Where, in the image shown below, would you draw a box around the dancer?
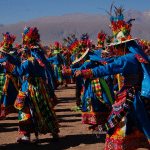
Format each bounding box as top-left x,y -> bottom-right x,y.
2,27 -> 60,143
62,46 -> 115,131
47,41 -> 66,87
74,5 -> 150,149
0,32 -> 20,119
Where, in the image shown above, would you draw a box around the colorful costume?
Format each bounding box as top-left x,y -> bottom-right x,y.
47,42 -> 65,87
11,52 -> 59,135
81,45 -> 150,149
0,32 -> 20,119
3,27 -> 59,143
63,50 -> 115,129
74,4 -> 150,149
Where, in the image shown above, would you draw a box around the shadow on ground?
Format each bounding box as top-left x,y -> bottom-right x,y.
56,85 -> 76,90
0,134 -> 106,150
57,97 -> 76,103
0,122 -> 18,133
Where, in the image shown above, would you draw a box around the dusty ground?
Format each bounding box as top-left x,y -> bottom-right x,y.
0,84 -> 149,150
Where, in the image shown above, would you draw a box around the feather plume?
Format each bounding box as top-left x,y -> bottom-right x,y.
68,33 -> 76,39
98,1 -> 114,16
63,38 -> 69,43
67,37 -> 72,42
114,5 -> 124,16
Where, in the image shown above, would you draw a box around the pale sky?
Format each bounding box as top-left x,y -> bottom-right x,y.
0,0 -> 150,25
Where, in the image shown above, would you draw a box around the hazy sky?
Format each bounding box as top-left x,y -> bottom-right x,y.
0,0 -> 150,25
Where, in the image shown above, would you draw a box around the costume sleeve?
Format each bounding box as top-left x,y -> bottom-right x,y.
6,54 -> 21,66
104,56 -> 117,63
71,61 -> 95,74
62,60 -> 97,76
10,60 -> 34,76
81,54 -> 138,78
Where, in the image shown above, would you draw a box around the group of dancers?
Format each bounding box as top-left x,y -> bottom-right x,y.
1,3 -> 150,150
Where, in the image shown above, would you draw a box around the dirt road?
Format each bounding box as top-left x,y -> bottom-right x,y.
0,84 -> 148,150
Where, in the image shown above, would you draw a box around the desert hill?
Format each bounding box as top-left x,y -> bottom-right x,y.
0,9 -> 150,46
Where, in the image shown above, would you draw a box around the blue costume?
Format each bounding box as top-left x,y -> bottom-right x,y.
47,53 -> 65,86
63,50 -> 115,128
80,41 -> 150,149
4,47 -> 60,138
0,51 -> 21,119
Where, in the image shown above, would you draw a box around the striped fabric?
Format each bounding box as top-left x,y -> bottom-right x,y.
91,78 -> 104,104
28,77 -> 59,134
99,88 -> 135,132
124,74 -> 142,89
3,74 -> 18,95
91,78 -> 114,107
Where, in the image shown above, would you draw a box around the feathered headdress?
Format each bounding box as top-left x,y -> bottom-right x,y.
78,33 -> 92,53
97,30 -> 107,47
100,2 -> 136,46
0,32 -> 16,54
110,5 -> 134,42
22,26 -> 40,46
106,35 -> 114,45
53,41 -> 62,55
138,39 -> 150,52
54,41 -> 60,50
63,34 -> 77,47
63,34 -> 79,54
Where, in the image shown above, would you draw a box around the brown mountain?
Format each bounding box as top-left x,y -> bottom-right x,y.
0,9 -> 150,46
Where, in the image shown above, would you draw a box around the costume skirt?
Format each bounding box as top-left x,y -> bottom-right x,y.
103,88 -> 150,150
17,77 -> 59,135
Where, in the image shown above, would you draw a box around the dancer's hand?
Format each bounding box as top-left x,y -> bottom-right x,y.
61,69 -> 64,73
1,61 -> 6,66
74,70 -> 82,77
